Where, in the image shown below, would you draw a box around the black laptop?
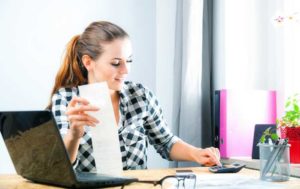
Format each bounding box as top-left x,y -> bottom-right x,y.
0,110 -> 138,188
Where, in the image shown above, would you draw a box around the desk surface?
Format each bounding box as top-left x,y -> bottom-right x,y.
0,167 -> 299,189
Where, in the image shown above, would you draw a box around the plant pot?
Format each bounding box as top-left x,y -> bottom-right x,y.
280,127 -> 300,163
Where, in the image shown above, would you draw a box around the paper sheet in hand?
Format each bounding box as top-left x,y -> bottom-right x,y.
79,82 -> 123,175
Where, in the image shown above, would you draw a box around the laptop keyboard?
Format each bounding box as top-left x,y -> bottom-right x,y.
76,172 -> 131,182
74,171 -> 138,188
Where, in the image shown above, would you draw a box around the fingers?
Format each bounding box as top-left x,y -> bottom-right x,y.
66,96 -> 100,127
200,157 -> 216,166
207,147 -> 222,166
67,97 -> 99,114
67,114 -> 99,127
65,96 -> 100,140
70,120 -> 97,128
201,147 -> 222,166
66,104 -> 99,115
68,96 -> 90,107
208,147 -> 222,166
66,96 -> 99,120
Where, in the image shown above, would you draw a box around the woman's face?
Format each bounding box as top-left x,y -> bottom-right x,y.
87,38 -> 132,91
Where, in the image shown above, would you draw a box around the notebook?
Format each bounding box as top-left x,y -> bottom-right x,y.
0,110 -> 138,188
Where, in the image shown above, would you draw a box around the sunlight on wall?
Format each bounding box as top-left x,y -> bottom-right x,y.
274,0 -> 300,114
214,0 -> 300,117
281,4 -> 300,96
224,0 -> 258,89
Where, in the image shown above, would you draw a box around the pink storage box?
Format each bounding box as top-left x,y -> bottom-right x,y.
218,89 -> 277,158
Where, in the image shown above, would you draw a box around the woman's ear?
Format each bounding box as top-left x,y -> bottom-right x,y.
81,55 -> 94,71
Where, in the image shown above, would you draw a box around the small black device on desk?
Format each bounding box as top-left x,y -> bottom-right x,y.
209,163 -> 245,173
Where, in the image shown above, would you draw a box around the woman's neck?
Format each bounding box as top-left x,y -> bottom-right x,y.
110,90 -> 120,125
110,90 -> 119,102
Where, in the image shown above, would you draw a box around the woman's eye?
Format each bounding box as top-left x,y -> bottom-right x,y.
111,60 -> 121,67
111,58 -> 132,67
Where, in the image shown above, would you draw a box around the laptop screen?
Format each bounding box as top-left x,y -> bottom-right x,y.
0,110 -> 76,186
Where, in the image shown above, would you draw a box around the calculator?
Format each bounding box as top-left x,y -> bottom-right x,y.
208,163 -> 245,173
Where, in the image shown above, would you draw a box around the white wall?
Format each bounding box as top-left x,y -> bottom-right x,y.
153,0 -> 177,168
0,0 -> 177,173
0,0 -> 156,111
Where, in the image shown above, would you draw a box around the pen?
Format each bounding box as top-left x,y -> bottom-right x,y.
270,139 -> 288,177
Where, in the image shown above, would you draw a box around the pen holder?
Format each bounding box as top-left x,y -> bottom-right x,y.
258,143 -> 290,182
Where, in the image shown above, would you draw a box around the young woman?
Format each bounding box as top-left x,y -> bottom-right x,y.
48,21 -> 221,172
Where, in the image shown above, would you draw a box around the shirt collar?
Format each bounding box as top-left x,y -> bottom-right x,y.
118,82 -> 130,111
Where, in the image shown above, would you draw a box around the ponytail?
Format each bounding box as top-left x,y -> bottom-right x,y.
46,35 -> 87,109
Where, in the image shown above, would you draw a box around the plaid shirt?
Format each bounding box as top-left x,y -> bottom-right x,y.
52,81 -> 179,172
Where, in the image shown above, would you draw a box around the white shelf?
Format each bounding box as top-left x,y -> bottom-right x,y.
222,158 -> 300,178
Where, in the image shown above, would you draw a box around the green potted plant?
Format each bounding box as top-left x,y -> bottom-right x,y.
277,94 -> 300,128
259,127 -> 279,144
277,93 -> 300,163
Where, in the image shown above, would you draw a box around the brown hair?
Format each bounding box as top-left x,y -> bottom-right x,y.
47,21 -> 129,109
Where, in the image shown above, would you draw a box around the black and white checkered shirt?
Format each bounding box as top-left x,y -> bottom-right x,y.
52,81 -> 179,172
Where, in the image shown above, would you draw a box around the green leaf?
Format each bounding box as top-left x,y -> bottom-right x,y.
294,104 -> 299,112
259,127 -> 279,144
264,127 -> 271,134
271,133 -> 279,141
260,136 -> 265,143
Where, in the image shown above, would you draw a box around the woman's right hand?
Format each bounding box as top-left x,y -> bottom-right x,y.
65,96 -> 99,140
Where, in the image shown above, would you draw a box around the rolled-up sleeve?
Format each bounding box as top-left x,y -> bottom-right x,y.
51,89 -> 73,138
143,88 -> 180,160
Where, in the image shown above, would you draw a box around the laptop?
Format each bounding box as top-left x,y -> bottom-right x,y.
0,110 -> 138,188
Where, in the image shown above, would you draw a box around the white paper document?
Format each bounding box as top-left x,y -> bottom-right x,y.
79,82 -> 123,175
196,174 -> 284,189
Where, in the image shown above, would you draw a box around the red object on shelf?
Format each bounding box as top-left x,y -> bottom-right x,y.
280,127 -> 300,163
